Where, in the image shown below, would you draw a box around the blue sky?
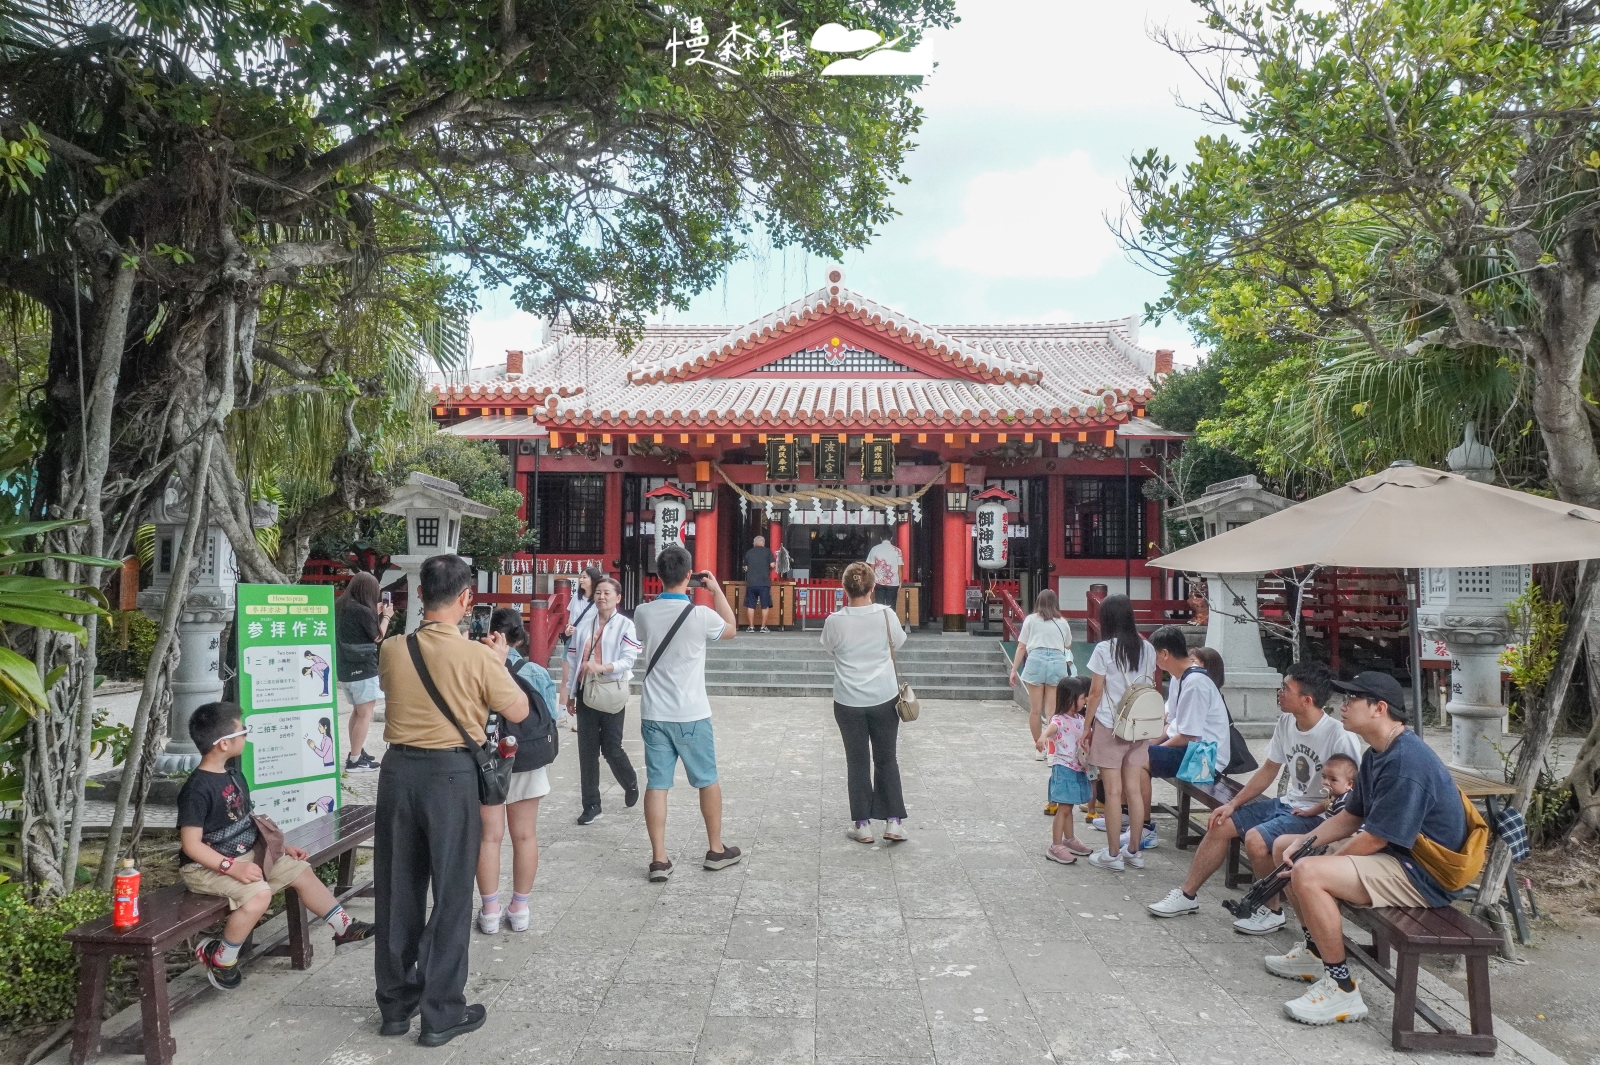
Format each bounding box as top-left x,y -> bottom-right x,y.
469,0 -> 1217,366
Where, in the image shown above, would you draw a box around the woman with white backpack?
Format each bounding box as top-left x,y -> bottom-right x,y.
1083,594 -> 1160,872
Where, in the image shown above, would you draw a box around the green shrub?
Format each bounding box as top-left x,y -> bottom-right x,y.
0,889 -> 128,1030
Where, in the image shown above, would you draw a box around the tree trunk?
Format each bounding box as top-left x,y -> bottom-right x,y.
1476,559 -> 1599,925
1563,611 -> 1600,838
95,427 -> 216,887
61,259 -> 134,888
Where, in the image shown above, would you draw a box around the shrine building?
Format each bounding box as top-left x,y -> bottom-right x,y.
431,269 -> 1186,631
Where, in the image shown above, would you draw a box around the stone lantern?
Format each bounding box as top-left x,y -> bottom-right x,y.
1164,476 -> 1296,730
1418,565 -> 1529,770
140,478 -> 278,773
380,472 -> 500,632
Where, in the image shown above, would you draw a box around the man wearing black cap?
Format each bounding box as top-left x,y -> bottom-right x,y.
1265,671 -> 1468,1027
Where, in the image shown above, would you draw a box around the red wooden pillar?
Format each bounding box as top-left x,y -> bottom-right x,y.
1047,473 -> 1066,599
768,519 -> 781,561
694,482 -> 718,607
896,516 -> 911,583
603,472 -> 623,577
940,465 -> 967,633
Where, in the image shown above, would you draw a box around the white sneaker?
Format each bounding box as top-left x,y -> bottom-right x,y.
1283,976 -> 1369,1025
1233,906 -> 1286,936
1091,816 -> 1107,832
1122,850 -> 1145,870
1087,847 -> 1124,871
1265,943 -> 1326,981
1147,888 -> 1201,918
1119,826 -> 1160,850
477,909 -> 501,935
848,823 -> 875,844
506,908 -> 530,933
882,821 -> 907,842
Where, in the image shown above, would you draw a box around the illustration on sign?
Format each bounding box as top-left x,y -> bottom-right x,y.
236,585 -> 340,831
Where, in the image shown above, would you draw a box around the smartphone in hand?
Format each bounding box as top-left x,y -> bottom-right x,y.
469,603 -> 493,640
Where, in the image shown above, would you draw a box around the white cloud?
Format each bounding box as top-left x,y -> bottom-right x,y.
933,153 -> 1124,279
469,309 -> 547,368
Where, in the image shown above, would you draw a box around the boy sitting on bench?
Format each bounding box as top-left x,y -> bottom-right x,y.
177,701 -> 373,990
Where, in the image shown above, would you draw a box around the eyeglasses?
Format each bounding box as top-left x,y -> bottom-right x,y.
218,728 -> 248,742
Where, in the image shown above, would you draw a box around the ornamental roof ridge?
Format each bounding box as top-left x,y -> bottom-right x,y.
625,277 -> 1046,385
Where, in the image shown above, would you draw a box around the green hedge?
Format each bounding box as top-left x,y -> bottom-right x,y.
0,889 -> 127,1031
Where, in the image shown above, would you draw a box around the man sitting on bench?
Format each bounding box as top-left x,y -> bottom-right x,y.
1147,659 -> 1360,928
1268,671 -> 1470,1026
179,701 -> 374,990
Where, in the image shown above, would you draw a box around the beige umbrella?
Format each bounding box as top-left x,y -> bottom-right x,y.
1151,462 -> 1600,572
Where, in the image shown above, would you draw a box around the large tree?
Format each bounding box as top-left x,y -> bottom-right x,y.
0,0 -> 953,892
1129,0 -> 1600,507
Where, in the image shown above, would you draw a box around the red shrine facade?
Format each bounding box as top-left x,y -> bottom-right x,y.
431,269 -> 1185,631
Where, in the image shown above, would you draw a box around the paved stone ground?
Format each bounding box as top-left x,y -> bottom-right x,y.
58,694 -> 1562,1065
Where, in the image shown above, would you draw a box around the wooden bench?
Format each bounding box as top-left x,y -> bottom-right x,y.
1340,903 -> 1499,1055
1170,775 -> 1250,888
66,804 -> 376,1065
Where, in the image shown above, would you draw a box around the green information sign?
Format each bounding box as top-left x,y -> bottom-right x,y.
235,584 -> 341,830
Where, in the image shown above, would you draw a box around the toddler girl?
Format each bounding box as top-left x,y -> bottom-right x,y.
1037,676 -> 1094,864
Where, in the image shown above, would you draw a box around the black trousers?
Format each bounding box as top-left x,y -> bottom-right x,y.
873,584 -> 899,608
374,746 -> 480,1034
576,694 -> 637,812
834,699 -> 907,822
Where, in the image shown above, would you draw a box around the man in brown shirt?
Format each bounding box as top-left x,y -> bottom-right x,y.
374,554 -> 526,1047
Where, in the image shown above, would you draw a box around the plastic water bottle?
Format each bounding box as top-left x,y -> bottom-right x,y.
112,858 -> 141,929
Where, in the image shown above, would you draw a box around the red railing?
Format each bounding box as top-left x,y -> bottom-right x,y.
642,576 -> 662,602
1083,587 -> 1195,642
300,559 -> 352,587
527,585 -> 569,666
794,579 -> 846,622
996,587 -> 1026,642
966,579 -> 1020,620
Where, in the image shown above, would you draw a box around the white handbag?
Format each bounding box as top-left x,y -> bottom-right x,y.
580,616 -> 629,714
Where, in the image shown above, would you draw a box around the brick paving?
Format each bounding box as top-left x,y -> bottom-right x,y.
55,694 -> 1557,1065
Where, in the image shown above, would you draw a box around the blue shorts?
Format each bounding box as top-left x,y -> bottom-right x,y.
642,718 -> 719,790
1049,765 -> 1092,805
1147,742 -> 1186,779
1020,648 -> 1069,687
745,586 -> 772,609
1230,797 -> 1324,852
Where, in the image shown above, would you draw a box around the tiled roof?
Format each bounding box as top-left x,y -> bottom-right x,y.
430,277 -> 1164,431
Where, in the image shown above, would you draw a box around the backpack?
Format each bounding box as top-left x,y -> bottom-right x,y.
1109,642 -> 1165,741
501,662 -> 560,771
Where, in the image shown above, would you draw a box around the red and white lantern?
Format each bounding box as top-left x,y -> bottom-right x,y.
972,486 -> 1016,571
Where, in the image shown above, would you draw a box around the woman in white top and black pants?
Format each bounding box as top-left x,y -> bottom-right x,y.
565,576 -> 641,824
821,561 -> 909,844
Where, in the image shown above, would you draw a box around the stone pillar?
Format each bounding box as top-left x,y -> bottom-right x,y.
140,581 -> 233,774
1202,571 -> 1282,729
1417,564 -> 1528,771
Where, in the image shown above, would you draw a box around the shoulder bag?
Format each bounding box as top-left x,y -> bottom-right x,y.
406,632 -> 513,806
884,610 -> 919,722
580,615 -> 630,713
503,661 -> 560,770
1409,789 -> 1489,892
1111,643 -> 1165,741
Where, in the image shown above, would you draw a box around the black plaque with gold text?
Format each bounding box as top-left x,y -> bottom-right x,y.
766,438 -> 800,482
861,439 -> 895,481
813,435 -> 844,481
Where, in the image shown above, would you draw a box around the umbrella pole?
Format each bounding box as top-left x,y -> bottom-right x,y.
1408,568 -> 1424,733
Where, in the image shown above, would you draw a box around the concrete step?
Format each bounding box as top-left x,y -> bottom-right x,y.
695,682 -> 1015,700
705,651 -> 1002,669
703,669 -> 1009,686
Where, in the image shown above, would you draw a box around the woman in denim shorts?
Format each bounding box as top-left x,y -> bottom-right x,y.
1010,590 -> 1077,754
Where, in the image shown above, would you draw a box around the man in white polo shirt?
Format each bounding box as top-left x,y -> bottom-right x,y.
633,543 -> 742,882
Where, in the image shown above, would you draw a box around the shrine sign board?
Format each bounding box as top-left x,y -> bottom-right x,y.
235,584 -> 341,829
766,438 -> 800,481
814,435 -> 844,481
861,439 -> 895,481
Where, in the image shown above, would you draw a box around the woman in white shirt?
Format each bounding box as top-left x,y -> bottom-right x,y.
821,561 -> 909,844
1083,594 -> 1157,873
1008,589 -> 1077,758
564,576 -> 642,824
557,568 -> 602,728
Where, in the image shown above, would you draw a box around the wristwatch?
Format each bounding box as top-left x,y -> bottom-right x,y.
218,857 -> 233,873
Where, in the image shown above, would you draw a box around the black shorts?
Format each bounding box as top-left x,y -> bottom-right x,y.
744,586 -> 773,608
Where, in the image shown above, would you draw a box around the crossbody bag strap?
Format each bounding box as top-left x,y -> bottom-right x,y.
586,614 -> 612,667
646,602 -> 698,676
405,632 -> 477,749
573,599 -> 595,629
883,609 -> 902,686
